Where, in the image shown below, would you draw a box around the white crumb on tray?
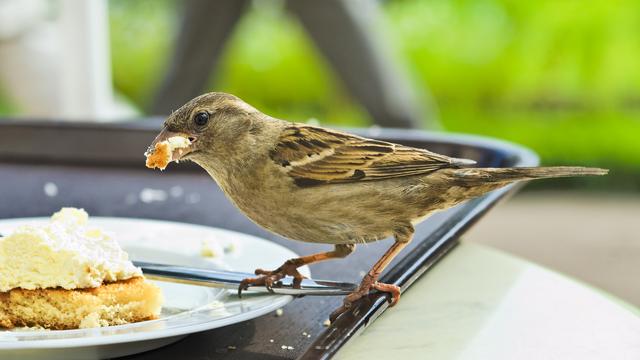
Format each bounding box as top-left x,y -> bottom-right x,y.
186,193 -> 201,204
275,308 -> 284,317
169,186 -> 184,198
139,188 -> 168,203
43,182 -> 58,197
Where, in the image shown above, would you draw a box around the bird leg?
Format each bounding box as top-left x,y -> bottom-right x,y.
238,244 -> 355,296
330,226 -> 413,322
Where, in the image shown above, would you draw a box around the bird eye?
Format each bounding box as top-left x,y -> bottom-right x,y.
193,112 -> 209,126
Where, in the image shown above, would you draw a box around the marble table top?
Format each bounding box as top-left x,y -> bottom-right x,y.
337,243 -> 640,360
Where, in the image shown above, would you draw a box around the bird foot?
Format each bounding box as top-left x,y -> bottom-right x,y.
329,273 -> 400,323
238,259 -> 306,297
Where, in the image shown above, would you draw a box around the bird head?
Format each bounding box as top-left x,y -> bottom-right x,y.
148,92 -> 262,166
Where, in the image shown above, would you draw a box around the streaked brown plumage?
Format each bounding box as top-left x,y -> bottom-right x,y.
147,92 -> 608,321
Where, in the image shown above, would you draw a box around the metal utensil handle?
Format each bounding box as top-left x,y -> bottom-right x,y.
134,261 -> 357,296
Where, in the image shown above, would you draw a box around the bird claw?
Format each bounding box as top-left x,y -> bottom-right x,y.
237,260 -> 306,298
329,273 -> 401,323
372,282 -> 401,306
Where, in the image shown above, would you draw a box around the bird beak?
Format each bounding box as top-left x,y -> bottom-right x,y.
147,128 -> 197,162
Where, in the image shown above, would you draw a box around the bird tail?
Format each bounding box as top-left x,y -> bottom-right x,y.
455,166 -> 609,184
442,166 -> 608,200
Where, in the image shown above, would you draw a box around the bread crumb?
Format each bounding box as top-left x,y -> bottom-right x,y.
145,136 -> 191,170
275,308 -> 284,317
323,319 -> 330,327
145,142 -> 171,170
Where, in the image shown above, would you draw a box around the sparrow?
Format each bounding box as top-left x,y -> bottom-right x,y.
146,92 -> 608,321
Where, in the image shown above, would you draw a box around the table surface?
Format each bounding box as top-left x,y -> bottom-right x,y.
337,243 -> 640,360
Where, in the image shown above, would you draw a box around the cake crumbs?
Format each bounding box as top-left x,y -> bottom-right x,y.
201,239 -> 221,258
227,345 -> 236,350
224,243 -> 236,253
269,339 -> 274,343
275,308 -> 284,317
323,319 -> 331,327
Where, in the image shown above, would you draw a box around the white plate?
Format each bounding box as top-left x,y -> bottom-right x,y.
0,217 -> 308,360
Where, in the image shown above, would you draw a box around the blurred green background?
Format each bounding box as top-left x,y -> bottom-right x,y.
3,0 -> 639,190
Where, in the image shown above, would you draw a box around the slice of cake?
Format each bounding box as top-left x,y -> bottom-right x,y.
145,136 -> 192,170
0,208 -> 163,329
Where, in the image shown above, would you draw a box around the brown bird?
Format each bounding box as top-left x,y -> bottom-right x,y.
147,92 -> 607,320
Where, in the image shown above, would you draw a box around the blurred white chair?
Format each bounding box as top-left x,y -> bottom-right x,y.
0,0 -> 135,121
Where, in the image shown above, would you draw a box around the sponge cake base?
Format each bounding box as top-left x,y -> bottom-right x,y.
0,277 -> 162,330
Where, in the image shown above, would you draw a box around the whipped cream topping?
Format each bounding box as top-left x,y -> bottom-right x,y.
0,208 -> 142,291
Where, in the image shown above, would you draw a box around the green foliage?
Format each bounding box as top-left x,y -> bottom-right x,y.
385,0 -> 640,108
108,0 -> 176,108
0,86 -> 16,115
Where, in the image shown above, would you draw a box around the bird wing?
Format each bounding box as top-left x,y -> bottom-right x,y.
270,125 -> 475,187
